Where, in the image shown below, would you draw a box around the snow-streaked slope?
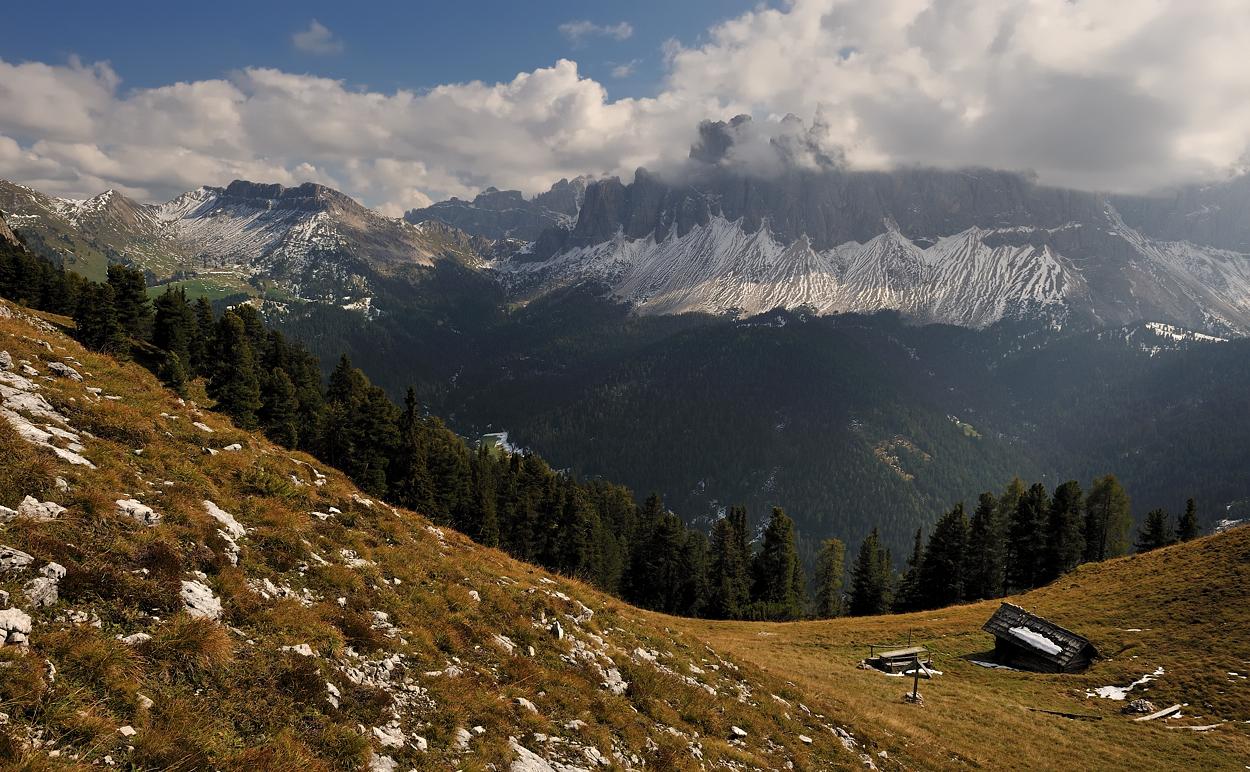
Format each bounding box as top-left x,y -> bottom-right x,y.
499,216 -> 1078,328
498,211 -> 1250,332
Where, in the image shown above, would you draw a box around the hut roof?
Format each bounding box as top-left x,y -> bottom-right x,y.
982,602 -> 1098,669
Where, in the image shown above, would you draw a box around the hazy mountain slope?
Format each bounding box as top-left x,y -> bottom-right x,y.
0,298 -> 894,771
404,177 -> 590,241
448,308 -> 1029,559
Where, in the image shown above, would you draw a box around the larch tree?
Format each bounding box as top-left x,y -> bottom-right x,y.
964,491 -> 1004,600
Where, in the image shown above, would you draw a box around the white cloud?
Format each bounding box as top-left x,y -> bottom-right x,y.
2,0 -> 1250,214
559,21 -> 634,43
611,60 -> 642,78
292,20 -> 343,55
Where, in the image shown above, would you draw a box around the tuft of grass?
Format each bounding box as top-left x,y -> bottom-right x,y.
141,613 -> 234,678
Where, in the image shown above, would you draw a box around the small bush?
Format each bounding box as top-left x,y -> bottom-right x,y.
142,614 -> 233,678
226,730 -> 331,772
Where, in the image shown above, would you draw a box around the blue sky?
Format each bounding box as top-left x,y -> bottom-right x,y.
6,1 -> 770,100
0,1 -> 1244,211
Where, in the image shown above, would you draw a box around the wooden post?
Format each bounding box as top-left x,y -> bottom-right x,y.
912,658 -> 920,700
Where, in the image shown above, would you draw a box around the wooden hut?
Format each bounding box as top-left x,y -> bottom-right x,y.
981,602 -> 1099,674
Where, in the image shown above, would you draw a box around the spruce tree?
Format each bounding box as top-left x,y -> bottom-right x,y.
708,506 -> 752,619
919,502 -> 968,609
469,443 -> 501,548
74,282 -> 129,357
849,527 -> 893,616
106,264 -> 152,341
1084,474 -> 1133,562
678,530 -> 711,618
390,387 -> 436,517
152,286 -> 199,365
192,296 -> 216,377
1135,508 -> 1175,553
892,527 -> 925,613
1177,498 -> 1201,542
1007,483 -> 1050,591
1043,480 -> 1085,582
751,507 -> 806,621
813,538 -> 846,619
207,311 -> 262,429
260,367 -> 300,448
964,491 -> 1004,600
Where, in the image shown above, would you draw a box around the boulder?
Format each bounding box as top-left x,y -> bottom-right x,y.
203,501 -> 244,539
18,496 -> 66,522
116,499 -> 161,526
0,351 -> 11,371
47,362 -> 82,382
0,546 -> 33,573
0,608 -> 32,637
180,580 -> 222,620
23,577 -> 57,607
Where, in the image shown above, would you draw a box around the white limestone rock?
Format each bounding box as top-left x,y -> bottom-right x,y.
203,501 -> 244,539
514,697 -> 539,714
0,546 -> 33,573
47,362 -> 82,382
121,633 -> 152,645
180,580 -> 222,620
372,725 -> 406,748
18,496 -> 65,522
368,753 -> 398,772
0,351 -> 11,370
24,577 -> 58,608
453,728 -> 474,751
0,608 -> 32,638
116,499 -> 161,526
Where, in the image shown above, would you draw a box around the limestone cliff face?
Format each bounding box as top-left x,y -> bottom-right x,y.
0,211 -> 20,249
496,167 -> 1250,335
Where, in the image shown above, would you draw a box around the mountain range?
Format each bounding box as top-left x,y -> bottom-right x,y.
4,165 -> 1250,560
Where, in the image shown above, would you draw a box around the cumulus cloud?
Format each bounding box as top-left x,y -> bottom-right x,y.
2,0 -> 1250,213
559,21 -> 634,43
292,20 -> 343,54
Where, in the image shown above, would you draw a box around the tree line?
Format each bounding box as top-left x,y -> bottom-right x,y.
846,475 -> 1203,616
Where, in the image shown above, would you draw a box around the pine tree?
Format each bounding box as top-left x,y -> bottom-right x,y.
964,491 -> 1004,600
207,311 -> 262,429
892,527 -> 925,613
813,538 -> 846,619
677,530 -> 711,617
192,296 -> 216,377
1007,482 -> 1050,591
389,387 -> 435,517
106,263 -> 152,341
1176,498 -> 1201,542
849,527 -> 893,616
708,506 -> 752,619
469,443 -> 500,548
260,367 -> 300,448
919,502 -> 968,609
1135,508 -> 1175,553
152,286 -> 199,365
74,282 -> 129,357
1084,474 -> 1133,562
317,355 -> 400,496
751,507 -> 806,621
1043,480 -> 1085,582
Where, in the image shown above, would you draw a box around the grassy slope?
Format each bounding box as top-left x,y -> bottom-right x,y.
0,301 -> 878,771
677,530 -> 1250,771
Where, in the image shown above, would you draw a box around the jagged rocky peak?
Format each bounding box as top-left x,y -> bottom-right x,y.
404,176 -> 592,241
